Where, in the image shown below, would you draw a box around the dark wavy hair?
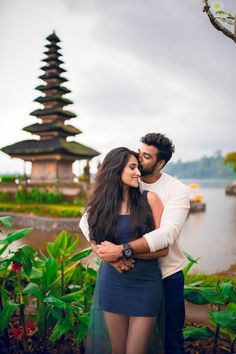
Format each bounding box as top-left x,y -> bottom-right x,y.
86,147 -> 154,244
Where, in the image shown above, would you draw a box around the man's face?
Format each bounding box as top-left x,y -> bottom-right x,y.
138,143 -> 159,176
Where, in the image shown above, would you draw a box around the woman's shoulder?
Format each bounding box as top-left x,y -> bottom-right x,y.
144,191 -> 163,208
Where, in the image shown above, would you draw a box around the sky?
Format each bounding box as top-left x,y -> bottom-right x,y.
0,0 -> 235,175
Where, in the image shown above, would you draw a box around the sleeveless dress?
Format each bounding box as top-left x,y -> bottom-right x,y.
85,192 -> 165,353
99,215 -> 163,316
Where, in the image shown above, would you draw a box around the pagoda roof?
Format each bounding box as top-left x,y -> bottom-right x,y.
30,108 -> 76,119
1,138 -> 99,159
42,57 -> 64,65
43,50 -> 62,57
34,96 -> 73,106
23,122 -> 81,135
46,32 -> 61,43
39,73 -> 68,83
40,65 -> 66,73
45,44 -> 61,51
35,84 -> 71,94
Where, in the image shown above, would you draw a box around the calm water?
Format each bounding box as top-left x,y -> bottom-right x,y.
1,180 -> 236,274
181,179 -> 236,274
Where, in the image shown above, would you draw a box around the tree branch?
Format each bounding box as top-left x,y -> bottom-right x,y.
203,0 -> 236,43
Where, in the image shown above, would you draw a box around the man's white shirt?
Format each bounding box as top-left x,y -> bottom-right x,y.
79,172 -> 190,279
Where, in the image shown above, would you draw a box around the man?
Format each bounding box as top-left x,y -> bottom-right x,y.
80,132 -> 190,354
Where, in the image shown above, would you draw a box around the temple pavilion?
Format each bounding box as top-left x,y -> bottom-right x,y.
1,31 -> 99,183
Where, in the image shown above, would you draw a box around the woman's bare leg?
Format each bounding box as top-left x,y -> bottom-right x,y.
103,311 -> 129,354
126,316 -> 157,354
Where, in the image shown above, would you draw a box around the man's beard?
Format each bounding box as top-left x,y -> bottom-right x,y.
139,163 -> 157,176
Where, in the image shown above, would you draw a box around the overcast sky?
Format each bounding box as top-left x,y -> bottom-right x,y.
0,0 -> 235,175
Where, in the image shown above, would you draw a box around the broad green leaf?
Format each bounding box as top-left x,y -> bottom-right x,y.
61,290 -> 84,303
0,287 -> 9,304
44,256 -> 58,287
50,260 -> 81,296
68,248 -> 92,262
183,326 -> 214,341
209,309 -> 236,331
49,318 -> 73,343
66,234 -> 73,248
0,228 -> 33,245
0,243 -> 9,256
47,242 -> 59,258
23,283 -> 43,300
64,238 -> 79,256
87,267 -> 97,278
14,245 -> 35,276
74,313 -> 90,344
29,267 -> 43,281
184,286 -> 211,304
44,296 -> 67,308
219,282 -> 234,302
0,300 -> 19,333
226,302 -> 236,314
54,230 -> 68,252
183,252 -> 200,276
0,216 -> 12,228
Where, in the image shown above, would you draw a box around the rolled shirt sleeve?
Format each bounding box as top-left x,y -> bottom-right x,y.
143,186 -> 190,252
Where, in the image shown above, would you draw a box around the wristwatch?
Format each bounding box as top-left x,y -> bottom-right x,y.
122,243 -> 133,259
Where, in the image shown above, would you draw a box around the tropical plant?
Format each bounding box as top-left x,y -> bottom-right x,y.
0,217 -> 95,353
183,253 -> 236,353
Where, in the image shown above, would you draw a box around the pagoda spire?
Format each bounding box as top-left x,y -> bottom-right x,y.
1,32 -> 99,183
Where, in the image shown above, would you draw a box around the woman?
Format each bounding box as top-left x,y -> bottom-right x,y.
84,147 -> 168,354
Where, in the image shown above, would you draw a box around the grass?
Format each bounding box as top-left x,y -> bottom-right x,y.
0,202 -> 84,218
185,273 -> 236,286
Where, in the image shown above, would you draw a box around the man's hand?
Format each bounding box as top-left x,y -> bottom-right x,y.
96,241 -> 123,262
110,258 -> 135,273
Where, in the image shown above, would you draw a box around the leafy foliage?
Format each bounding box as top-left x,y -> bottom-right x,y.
224,152 -> 236,172
164,152 -> 235,178
0,217 -> 95,352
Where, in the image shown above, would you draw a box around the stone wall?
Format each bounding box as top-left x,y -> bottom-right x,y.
0,212 -> 81,232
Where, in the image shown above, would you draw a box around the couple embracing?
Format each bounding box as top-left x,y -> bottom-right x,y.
80,132 -> 190,354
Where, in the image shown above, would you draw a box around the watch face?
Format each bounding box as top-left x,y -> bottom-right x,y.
124,247 -> 132,258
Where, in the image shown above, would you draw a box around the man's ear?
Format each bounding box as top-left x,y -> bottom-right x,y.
157,160 -> 165,170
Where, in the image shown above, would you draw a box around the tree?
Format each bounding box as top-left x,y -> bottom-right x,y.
203,0 -> 236,42
224,152 -> 236,172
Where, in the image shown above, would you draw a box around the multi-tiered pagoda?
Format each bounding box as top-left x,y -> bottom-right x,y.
1,31 -> 99,183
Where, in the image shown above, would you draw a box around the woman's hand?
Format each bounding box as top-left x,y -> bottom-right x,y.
96,241 -> 123,262
110,258 -> 135,273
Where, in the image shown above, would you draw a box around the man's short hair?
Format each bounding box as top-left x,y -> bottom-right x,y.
141,133 -> 175,165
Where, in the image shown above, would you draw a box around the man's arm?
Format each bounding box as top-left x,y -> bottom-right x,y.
141,185 -> 190,252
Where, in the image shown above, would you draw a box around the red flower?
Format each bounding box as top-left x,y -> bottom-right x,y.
11,261 -> 23,272
26,322 -> 36,337
10,327 -> 23,340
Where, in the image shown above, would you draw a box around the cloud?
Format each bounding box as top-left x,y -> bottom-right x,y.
0,0 -> 235,173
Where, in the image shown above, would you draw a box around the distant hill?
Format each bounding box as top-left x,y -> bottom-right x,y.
163,152 -> 235,179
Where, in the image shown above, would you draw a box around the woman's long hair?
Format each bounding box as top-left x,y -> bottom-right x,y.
86,147 -> 154,244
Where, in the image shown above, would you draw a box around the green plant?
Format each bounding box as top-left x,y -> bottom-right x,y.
183,254 -> 236,353
0,217 -> 95,352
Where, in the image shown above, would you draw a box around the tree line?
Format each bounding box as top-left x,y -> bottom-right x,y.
164,152 -> 235,179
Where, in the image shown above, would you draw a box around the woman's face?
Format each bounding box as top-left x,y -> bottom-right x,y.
121,154 -> 141,188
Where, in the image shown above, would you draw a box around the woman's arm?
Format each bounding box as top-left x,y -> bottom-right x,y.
91,240 -> 135,272
134,191 -> 169,260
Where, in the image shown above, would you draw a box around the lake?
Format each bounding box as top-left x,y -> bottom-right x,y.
1,179 -> 236,275
181,179 -> 236,274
